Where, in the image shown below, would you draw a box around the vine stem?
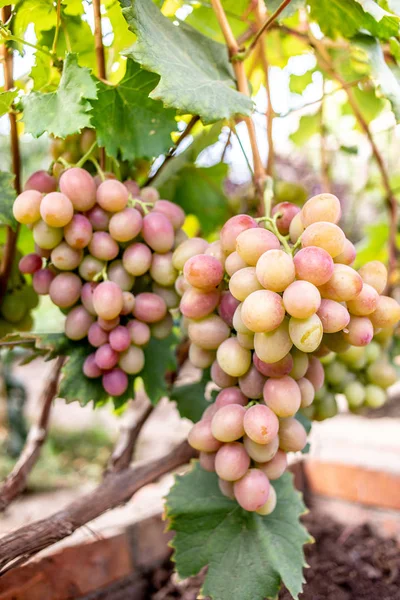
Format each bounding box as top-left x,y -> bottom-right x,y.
241,0 -> 292,60
92,0 -> 106,169
51,0 -> 62,56
211,0 -> 266,206
319,81 -> 331,193
0,6 -> 21,303
311,33 -> 398,283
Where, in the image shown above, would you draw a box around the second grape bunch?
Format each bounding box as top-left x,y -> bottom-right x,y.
179,193 -> 400,515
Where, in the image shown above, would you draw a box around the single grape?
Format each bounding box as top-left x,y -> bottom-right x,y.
93,281 -> 124,320
323,331 -> 350,354
215,386 -> 247,408
1,293 -> 27,323
301,222 -> 345,258
365,341 -> 381,363
364,384 -> 386,409
184,254 -> 223,291
86,205 -> 110,231
256,249 -> 295,292
19,253 -> 42,274
109,207 -> 143,243
301,193 -> 341,227
152,284 -> 179,309
142,211 -> 174,253
238,365 -> 265,399
237,332 -> 255,350
241,289 -> 285,333
140,186 -> 160,203
172,237 -> 209,270
236,227 -> 279,265
151,313 -> 173,339
211,362 -> 238,389
205,240 -> 225,265
40,192 -> 73,227
366,361 -> 397,389
319,264 -> 363,302
256,450 -> 287,480
102,368 -> 129,397
343,316 -> 373,346
347,283 -> 378,316
289,314 -> 323,353
33,220 -> 64,250
63,214 -> 93,249
344,380 -> 366,408
218,478 -> 235,499
271,202 -> 301,235
283,280 -> 321,319
65,305 -> 94,340
293,246 -> 334,286
216,337 -> 251,377
317,299 -> 350,333
51,242 -> 83,270
24,170 -> 57,194
253,352 -> 293,378
83,354 -> 102,378
118,345 -> 145,374
49,272 -> 82,308
88,321 -> 109,347
220,215 -> 258,254
133,292 -> 167,323
243,404 -> 279,445
289,212 -> 305,243
234,468 -> 270,512
34,244 -> 51,259
121,291 -> 135,315
59,167 -> 97,211
109,325 -> 131,352
289,349 -> 309,380
211,404 -> 246,442
358,261 -> 387,294
124,179 -> 140,197
123,243 -> 152,276
229,266 -> 263,302
263,375 -> 301,418
334,238 -> 356,266
215,442 -> 250,481
188,420 -> 222,452
202,404 -> 219,421
79,256 -> 104,281
95,343 -> 119,370
175,274 -> 190,296
369,295 -> 400,329
107,260 -> 135,292
153,200 -> 185,230
189,343 -> 216,369
150,252 -> 178,287
243,435 -> 278,463
279,417 -> 307,452
13,190 -> 42,224
96,180 -> 129,212
254,320 -> 293,364
127,319 -> 151,346
225,251 -> 247,276
305,356 -> 325,391
88,231 -> 119,261
199,451 -> 217,473
188,314 -> 230,350
297,377 -> 315,408
232,303 -> 252,334
218,291 -> 240,327
338,345 -> 366,368
32,268 -> 55,295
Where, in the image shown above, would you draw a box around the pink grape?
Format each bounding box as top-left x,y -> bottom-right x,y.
49,273 -> 82,308
133,293 -> 167,323
123,179 -> 140,197
13,190 -> 42,224
19,253 -> 42,274
59,168 -> 96,211
95,343 -> 119,370
334,238 -> 356,265
211,404 -> 246,442
347,283 -> 378,316
86,205 -> 110,231
88,231 -> 119,261
140,186 -> 159,203
238,364 -> 265,399
109,207 -> 143,242
305,356 -> 325,391
225,251 -> 247,276
98,316 -> 120,331
102,368 -> 129,397
96,179 -> 129,212
253,352 -> 293,378
88,322 -> 109,347
184,254 -> 223,291
297,377 -> 315,408
51,242 -> 83,270
121,291 -> 135,315
150,252 -> 177,287
218,478 -> 235,499
79,256 -> 104,281
317,299 -> 350,333
189,343 -> 215,369
188,315 -> 230,350
123,243 -> 152,276
215,386 -> 247,408
142,211 -> 174,253
256,249 -> 295,292
33,220 -> 64,249
263,375 -> 301,418
283,281 -> 321,319
93,172 -> 117,187
172,237 -> 209,270
369,295 -> 400,329
319,264 -> 363,302
256,450 -> 287,480
301,222 -> 345,258
40,192 -> 73,227
229,267 -> 263,301
83,354 -> 102,378
235,227 -> 279,265
188,420 -> 222,452
93,281 -> 124,320
243,404 -> 279,444
254,320 -> 293,364
343,316 -> 373,346
118,346 -> 145,374
64,214 -> 93,249
271,202 -> 301,235
202,404 -> 219,421
199,452 -> 216,473
244,435 -> 279,463
24,170 -> 57,194
80,282 -> 98,316
109,325 -> 131,352
218,291 -> 240,327
33,268 -> 55,294
256,486 -> 277,515
154,200 -> 185,230
279,417 -> 307,452
358,261 -> 387,294
293,246 -> 334,286
215,442 -> 250,481
107,260 -> 135,291
216,337 -> 251,377
65,306 -> 94,340
211,362 -> 238,388
127,320 -> 151,346
241,289 -> 285,333
234,469 -> 270,512
301,193 -> 341,227
220,214 -> 258,254
205,240 -> 225,265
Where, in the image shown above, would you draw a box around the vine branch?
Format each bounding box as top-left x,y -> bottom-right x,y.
0,357 -> 65,511
92,0 -> 106,169
242,0 -> 292,60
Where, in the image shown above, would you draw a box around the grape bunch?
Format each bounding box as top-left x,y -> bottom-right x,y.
0,247 -> 38,337
13,167 -> 186,397
179,193 -> 400,515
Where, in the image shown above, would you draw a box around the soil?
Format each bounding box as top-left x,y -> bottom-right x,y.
147,512 -> 400,600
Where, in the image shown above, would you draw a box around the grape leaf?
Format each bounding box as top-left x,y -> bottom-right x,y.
267,0 -> 305,19
122,0 -> 253,123
0,91 -> 18,117
13,0 -> 57,40
308,0 -> 399,40
290,113 -> 319,146
141,334 -> 177,404
185,0 -> 249,44
0,171 -> 16,229
170,368 -> 211,422
289,70 -> 314,94
90,59 -> 177,161
22,53 -> 97,138
166,463 -> 311,600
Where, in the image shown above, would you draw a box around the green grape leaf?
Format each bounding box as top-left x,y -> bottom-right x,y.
58,343 -> 109,407
0,91 -> 18,117
308,0 -> 399,40
141,333 -> 177,404
354,221 -> 389,267
166,463 -> 310,600
90,59 -> 177,161
122,0 -> 253,123
0,171 -> 17,229
289,70 -> 314,94
185,0 -> 249,44
266,0 -> 305,19
290,113 -> 319,146
14,0 -> 57,40
22,53 -> 97,138
171,368 -> 211,422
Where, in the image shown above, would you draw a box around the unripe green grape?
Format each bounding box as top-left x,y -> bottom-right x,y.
289,314 -> 323,353
256,485 -> 277,515
316,393 -> 338,420
254,319 -> 293,364
325,360 -> 348,386
337,345 -> 366,367
344,381 -> 366,409
151,313 -> 173,339
256,249 -> 295,292
79,256 -> 104,281
289,212 -> 305,243
118,345 -> 145,374
365,341 -> 381,364
366,361 -> 397,389
301,404 -> 315,420
323,331 -> 350,353
289,349 -> 309,380
33,220 -> 63,250
1,293 -> 26,322
364,384 -> 386,408
243,435 -> 279,463
216,337 -> 251,377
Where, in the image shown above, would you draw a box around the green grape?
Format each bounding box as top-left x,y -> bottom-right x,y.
344,381 -> 365,409
364,341 -> 382,364
366,361 -> 397,389
1,293 -> 27,323
364,384 -> 387,408
325,360 -> 348,386
316,393 -> 338,420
